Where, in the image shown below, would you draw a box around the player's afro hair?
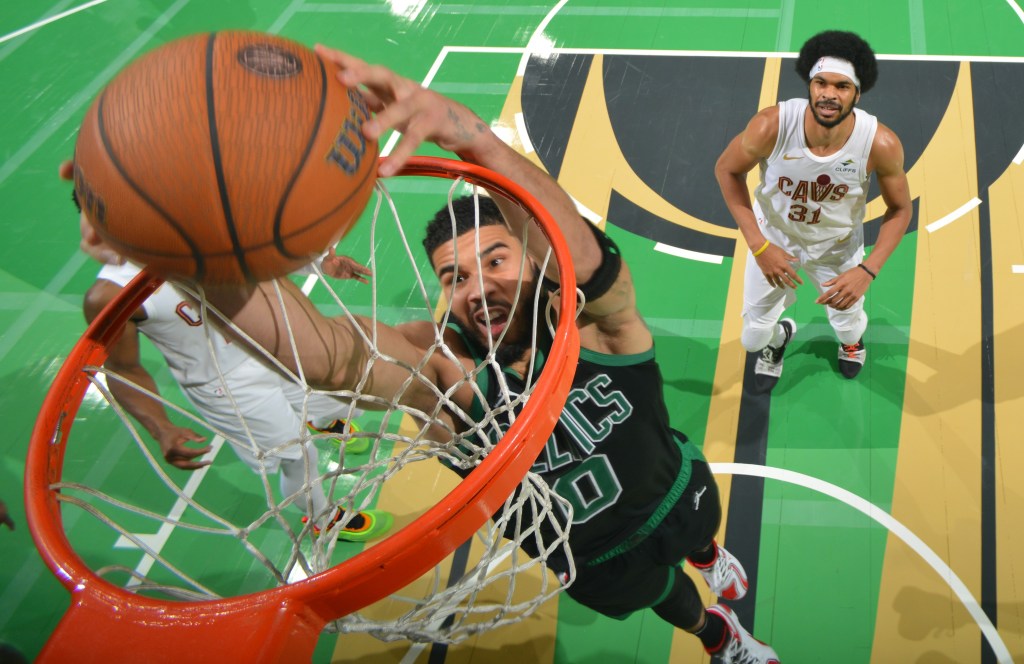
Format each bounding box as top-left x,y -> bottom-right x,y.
795,30 -> 878,93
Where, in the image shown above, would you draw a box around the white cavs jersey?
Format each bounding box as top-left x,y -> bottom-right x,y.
753,98 -> 878,259
96,262 -> 249,387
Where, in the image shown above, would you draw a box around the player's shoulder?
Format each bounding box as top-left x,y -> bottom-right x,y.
868,121 -> 905,170
742,105 -> 782,155
84,278 -> 124,322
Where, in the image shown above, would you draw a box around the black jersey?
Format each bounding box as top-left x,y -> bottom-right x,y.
453,325 -> 705,564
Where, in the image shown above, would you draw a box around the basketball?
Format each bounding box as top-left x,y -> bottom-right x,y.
72,31 -> 378,283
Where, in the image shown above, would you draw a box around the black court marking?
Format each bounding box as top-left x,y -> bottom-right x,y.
205,31 -> 253,282
426,538 -> 473,663
723,352 -> 771,633
969,60 -> 1024,664
607,189 -> 736,256
97,92 -> 207,281
273,55 -> 329,259
604,55 -> 766,227
522,53 -> 593,180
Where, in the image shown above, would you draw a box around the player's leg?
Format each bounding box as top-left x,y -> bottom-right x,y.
741,253 -> 798,392
679,460 -> 748,601
805,243 -> 869,378
279,378 -> 369,454
186,361 -> 391,541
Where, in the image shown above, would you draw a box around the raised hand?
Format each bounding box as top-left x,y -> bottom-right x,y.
321,251 -> 372,283
315,45 -> 491,176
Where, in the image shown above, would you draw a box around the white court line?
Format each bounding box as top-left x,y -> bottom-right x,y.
655,241 -> 724,264
513,112 -> 535,153
711,462 -> 1012,664
115,438 -> 226,584
925,197 -> 982,233
1013,142 -> 1024,166
445,44 -> 1024,64
1012,265 -> 1024,274
0,0 -> 108,46
1006,0 -> 1024,24
516,0 -> 570,77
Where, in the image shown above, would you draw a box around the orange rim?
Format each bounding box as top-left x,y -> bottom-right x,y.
25,156 -> 580,662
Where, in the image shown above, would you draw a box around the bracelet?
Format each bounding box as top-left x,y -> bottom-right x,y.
857,263 -> 877,279
752,240 -> 770,257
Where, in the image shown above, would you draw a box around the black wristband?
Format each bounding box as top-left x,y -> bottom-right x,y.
857,263 -> 877,279
542,219 -> 622,301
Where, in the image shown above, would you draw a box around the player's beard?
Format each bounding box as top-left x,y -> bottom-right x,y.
809,93 -> 856,129
451,269 -> 544,367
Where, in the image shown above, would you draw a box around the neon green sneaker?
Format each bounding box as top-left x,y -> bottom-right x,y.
307,418 -> 369,455
302,509 -> 394,543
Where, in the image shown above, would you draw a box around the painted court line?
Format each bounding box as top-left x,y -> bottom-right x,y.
655,242 -> 725,264
115,438 -> 226,585
711,462 -> 1012,664
445,44 -> 1024,64
0,0 -> 189,188
925,197 -> 982,233
1012,265 -> 1024,274
0,0 -> 107,46
514,112 -> 535,153
1013,141 -> 1024,165
1006,0 -> 1024,24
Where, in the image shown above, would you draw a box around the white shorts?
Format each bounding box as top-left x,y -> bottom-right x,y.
184,357 -> 356,473
743,217 -> 866,338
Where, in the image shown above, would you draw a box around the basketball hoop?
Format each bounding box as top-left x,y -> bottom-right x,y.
26,157 -> 580,662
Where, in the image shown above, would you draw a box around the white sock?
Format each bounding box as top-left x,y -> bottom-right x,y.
769,322 -> 789,348
279,445 -> 328,517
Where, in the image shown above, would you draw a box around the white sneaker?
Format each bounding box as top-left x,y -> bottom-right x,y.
753,319 -> 796,393
689,542 -> 748,600
706,604 -> 780,664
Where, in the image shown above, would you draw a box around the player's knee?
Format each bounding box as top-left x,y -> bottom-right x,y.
740,325 -> 773,352
652,571 -> 704,631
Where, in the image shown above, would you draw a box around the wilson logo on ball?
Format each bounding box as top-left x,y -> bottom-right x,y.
327,89 -> 372,175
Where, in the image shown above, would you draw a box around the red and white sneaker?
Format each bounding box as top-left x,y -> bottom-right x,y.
688,541 -> 748,600
837,338 -> 866,379
706,604 -> 780,664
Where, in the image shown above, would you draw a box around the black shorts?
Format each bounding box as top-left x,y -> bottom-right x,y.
563,459 -> 721,619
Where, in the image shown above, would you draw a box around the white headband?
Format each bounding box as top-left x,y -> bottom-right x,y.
810,56 -> 860,88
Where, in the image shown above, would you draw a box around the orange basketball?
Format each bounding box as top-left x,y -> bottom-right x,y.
73,31 -> 378,283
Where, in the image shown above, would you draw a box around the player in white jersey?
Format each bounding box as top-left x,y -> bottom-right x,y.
715,30 -> 912,391
82,258 -> 393,542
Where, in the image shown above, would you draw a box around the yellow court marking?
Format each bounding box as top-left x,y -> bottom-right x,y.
989,156 -> 1024,660
667,55 -> 783,664
871,61 -> 986,663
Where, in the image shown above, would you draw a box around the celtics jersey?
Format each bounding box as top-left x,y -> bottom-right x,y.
754,98 -> 878,259
456,326 -> 704,563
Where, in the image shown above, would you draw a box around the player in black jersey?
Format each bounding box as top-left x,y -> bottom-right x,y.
423,196 -> 776,663
118,47 -> 782,663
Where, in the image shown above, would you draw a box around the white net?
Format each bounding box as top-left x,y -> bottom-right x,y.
54,170 -> 578,644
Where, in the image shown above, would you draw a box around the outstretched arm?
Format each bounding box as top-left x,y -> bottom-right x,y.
202,278 -> 465,425
84,280 -> 212,470
316,46 -> 648,353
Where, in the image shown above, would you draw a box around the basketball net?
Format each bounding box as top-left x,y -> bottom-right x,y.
26,157 -> 581,659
